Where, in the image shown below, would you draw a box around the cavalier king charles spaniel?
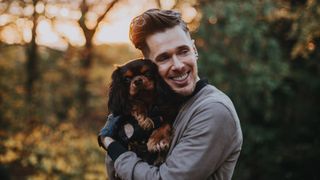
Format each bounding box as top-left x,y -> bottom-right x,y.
108,58 -> 183,165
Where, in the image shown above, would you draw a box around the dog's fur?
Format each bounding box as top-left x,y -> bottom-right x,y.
108,58 -> 182,165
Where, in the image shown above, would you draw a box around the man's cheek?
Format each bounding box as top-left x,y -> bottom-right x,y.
158,69 -> 167,79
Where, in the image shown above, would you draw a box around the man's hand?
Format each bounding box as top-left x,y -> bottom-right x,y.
102,114 -> 122,137
98,114 -> 121,151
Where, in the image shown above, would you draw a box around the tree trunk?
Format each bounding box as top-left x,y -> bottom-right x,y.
78,41 -> 93,116
25,0 -> 39,104
77,0 -> 118,117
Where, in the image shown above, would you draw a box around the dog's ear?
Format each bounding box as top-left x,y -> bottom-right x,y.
108,66 -> 128,115
154,67 -> 184,105
143,60 -> 174,99
156,74 -> 174,97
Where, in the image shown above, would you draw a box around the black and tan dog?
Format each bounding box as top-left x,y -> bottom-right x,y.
107,58 -> 183,165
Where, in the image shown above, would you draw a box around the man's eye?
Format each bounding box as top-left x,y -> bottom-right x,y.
178,49 -> 190,56
157,55 -> 170,62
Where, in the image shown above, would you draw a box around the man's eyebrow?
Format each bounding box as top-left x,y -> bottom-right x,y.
177,45 -> 190,50
156,45 -> 189,56
157,52 -> 168,57
155,52 -> 169,61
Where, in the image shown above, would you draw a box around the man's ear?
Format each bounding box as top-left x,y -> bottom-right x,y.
192,39 -> 198,58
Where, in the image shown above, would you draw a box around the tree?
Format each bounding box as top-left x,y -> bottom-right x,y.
25,0 -> 40,114
77,0 -> 119,117
195,0 -> 320,179
0,0 -> 40,106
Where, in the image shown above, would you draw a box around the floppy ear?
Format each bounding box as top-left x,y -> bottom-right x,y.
108,67 -> 129,115
153,65 -> 184,105
152,64 -> 176,99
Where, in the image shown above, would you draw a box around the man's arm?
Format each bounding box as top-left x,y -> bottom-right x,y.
110,102 -> 242,180
97,114 -> 124,179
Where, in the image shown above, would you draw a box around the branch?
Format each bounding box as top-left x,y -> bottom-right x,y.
0,0 -> 10,15
155,0 -> 162,8
155,0 -> 180,10
171,0 -> 180,9
79,0 -> 119,44
94,0 -> 119,31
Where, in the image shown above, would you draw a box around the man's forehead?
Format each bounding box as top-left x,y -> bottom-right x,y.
146,26 -> 192,58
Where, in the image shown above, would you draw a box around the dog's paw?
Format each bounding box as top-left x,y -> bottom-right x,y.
138,117 -> 154,130
147,136 -> 170,152
147,129 -> 171,152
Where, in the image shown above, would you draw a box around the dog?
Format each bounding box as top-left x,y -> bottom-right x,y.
108,58 -> 183,165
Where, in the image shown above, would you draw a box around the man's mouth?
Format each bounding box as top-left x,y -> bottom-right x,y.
171,72 -> 189,81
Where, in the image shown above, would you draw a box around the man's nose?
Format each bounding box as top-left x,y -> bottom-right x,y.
171,55 -> 184,70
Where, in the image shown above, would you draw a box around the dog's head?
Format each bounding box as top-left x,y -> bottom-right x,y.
108,59 -> 161,115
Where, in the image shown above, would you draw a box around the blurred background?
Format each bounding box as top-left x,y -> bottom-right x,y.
0,0 -> 319,179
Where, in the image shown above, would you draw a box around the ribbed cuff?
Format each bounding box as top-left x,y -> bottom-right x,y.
97,135 -> 107,151
107,141 -> 127,161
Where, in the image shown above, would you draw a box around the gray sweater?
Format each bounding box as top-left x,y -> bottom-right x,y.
105,84 -> 243,180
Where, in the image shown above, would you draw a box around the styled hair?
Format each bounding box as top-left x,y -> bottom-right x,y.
129,9 -> 189,56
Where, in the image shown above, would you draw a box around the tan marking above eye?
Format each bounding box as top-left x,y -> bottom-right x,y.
140,65 -> 150,74
124,70 -> 133,77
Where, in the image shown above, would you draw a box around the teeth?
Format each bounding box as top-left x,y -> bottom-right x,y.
172,73 -> 188,81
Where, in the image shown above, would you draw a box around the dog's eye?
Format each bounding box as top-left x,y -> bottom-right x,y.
124,77 -> 132,83
144,71 -> 153,78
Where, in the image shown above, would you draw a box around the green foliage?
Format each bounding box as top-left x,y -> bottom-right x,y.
1,123 -> 106,179
196,0 -> 288,122
195,0 -> 320,179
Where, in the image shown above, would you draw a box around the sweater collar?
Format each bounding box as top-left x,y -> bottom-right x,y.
191,78 -> 208,97
179,78 -> 208,103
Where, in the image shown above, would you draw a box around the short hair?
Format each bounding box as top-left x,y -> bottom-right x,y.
129,9 -> 189,56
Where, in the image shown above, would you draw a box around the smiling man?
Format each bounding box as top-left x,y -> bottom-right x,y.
147,25 -> 199,96
98,9 -> 243,180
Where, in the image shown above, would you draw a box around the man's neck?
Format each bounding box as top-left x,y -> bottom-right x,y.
181,78 -> 208,103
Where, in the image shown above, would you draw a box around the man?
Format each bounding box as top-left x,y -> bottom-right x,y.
98,9 -> 243,180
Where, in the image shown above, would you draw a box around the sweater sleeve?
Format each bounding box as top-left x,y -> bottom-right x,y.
111,102 -> 242,180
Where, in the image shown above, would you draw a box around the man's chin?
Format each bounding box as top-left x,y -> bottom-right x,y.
166,79 -> 195,96
172,86 -> 194,96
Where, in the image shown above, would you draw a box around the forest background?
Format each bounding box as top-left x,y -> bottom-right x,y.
0,0 -> 319,179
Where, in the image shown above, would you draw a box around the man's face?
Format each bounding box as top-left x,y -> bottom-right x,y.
145,26 -> 199,96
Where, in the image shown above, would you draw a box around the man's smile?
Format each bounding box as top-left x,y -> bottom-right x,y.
170,71 -> 189,81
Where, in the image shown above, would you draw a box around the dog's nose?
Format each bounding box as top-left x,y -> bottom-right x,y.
134,79 -> 143,86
